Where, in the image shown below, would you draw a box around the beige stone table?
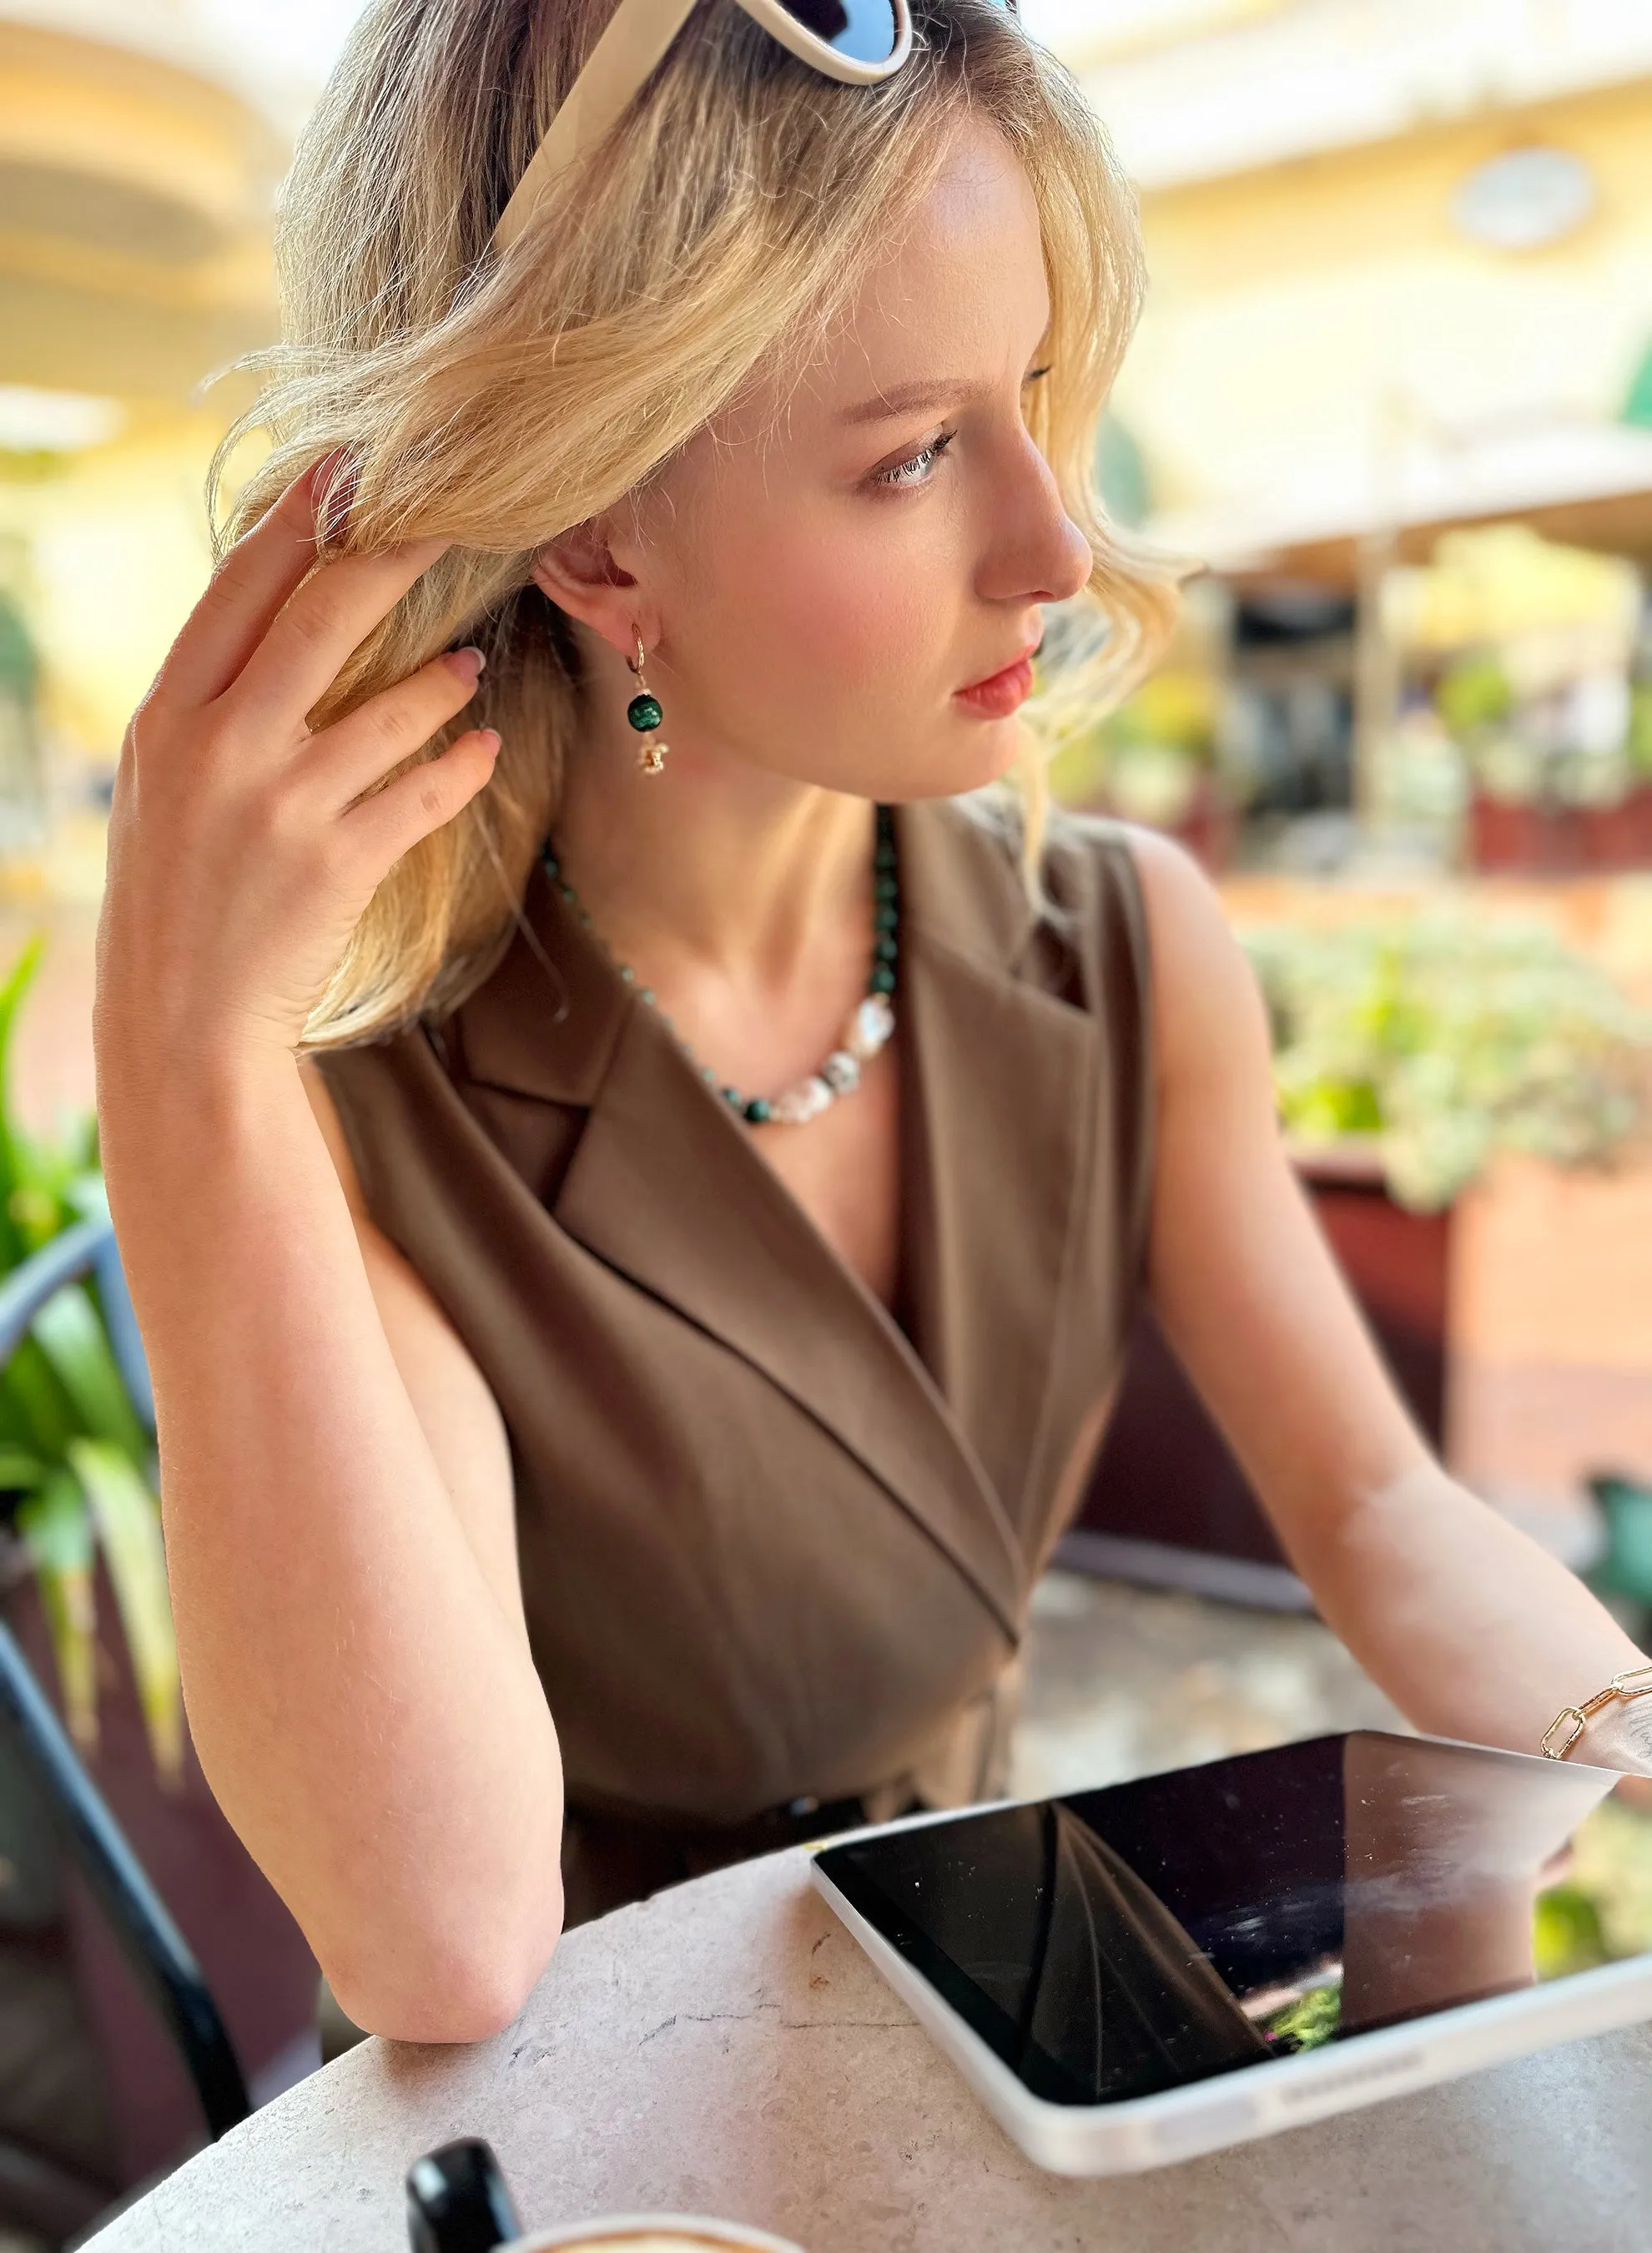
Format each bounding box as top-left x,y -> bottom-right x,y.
87,1844 -> 1652,2253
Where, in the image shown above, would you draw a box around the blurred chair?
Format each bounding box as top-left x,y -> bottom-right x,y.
0,1220 -> 249,2240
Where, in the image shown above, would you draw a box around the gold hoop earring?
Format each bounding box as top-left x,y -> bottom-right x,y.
625,634 -> 667,775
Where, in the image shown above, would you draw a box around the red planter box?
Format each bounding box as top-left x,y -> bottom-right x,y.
1470,785 -> 1652,874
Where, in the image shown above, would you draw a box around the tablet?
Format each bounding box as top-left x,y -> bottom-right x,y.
808,1730 -> 1652,2175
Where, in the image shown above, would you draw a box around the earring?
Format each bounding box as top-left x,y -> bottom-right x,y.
625,634 -> 667,775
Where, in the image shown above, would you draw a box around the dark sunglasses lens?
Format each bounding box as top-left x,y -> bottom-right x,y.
778,0 -> 901,63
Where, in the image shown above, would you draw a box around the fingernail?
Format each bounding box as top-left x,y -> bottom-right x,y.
481,729 -> 502,756
446,646 -> 486,683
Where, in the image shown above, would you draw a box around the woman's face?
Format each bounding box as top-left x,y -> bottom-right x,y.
563,118 -> 1094,804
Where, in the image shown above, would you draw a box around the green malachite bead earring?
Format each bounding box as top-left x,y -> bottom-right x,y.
625,633 -> 668,774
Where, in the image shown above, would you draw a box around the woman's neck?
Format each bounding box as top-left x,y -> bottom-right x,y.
552,705 -> 877,999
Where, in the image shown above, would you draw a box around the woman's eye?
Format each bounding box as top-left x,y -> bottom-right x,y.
873,430 -> 956,491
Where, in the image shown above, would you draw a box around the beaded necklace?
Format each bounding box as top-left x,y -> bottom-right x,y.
538,803 -> 899,1128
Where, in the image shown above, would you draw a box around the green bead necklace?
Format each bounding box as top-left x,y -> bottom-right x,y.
539,804 -> 899,1127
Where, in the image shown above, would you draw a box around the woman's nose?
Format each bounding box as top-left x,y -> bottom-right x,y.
980,433 -> 1094,608
1040,505 -> 1095,607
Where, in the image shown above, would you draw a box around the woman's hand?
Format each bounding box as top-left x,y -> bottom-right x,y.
95,457 -> 499,1091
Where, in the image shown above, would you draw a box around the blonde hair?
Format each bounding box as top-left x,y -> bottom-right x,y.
214,0 -> 1178,1047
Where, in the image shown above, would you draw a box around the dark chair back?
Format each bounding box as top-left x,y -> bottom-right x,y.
0,1217 -> 249,2235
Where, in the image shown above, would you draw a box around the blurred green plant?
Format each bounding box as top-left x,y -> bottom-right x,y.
1434,651 -> 1514,740
1629,684 -> 1652,780
0,935 -> 179,1782
1241,915 -> 1652,1212
1533,1882 -> 1609,1980
1048,670 -> 1218,829
1257,1978 -> 1341,2053
1534,1794 -> 1652,1983
1560,1796 -> 1652,1962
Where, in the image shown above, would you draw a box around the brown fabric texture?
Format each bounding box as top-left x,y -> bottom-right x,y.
314,799 -> 1156,1922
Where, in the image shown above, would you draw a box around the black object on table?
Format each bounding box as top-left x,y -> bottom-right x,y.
407,2138 -> 525,2251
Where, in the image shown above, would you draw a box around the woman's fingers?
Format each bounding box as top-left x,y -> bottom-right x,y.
228,537 -> 451,735
305,648 -> 488,811
156,458 -> 332,710
338,725 -> 501,874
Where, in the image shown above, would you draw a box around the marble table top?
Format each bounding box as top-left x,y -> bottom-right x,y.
88,1842 -> 1652,2253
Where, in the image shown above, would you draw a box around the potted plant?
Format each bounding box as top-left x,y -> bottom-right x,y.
0,936 -> 180,1782
1070,912 -> 1652,1596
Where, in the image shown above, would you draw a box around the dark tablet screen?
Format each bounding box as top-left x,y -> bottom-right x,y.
813,1731 -> 1652,2107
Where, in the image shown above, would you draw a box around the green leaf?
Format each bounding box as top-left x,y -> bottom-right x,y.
18,1468 -> 98,1751
0,1445 -> 47,1492
31,1283 -> 149,1461
0,935 -> 44,1274
68,1439 -> 181,1785
0,1335 -> 80,1459
0,938 -> 177,1777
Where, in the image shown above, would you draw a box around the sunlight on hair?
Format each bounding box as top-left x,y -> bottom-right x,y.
210,0 -> 1180,1046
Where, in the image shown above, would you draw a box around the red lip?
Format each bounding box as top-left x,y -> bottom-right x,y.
954,643 -> 1040,718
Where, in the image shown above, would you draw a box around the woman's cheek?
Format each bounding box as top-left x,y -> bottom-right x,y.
758,530 -> 945,698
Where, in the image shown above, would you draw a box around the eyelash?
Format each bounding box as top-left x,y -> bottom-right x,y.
869,367 -> 1051,493
874,430 -> 958,491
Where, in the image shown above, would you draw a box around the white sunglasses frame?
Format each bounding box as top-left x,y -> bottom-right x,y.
491,0 -> 916,253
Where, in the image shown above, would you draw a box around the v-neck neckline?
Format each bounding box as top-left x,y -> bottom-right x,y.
550,809 -> 932,1379
446,796 -> 1105,1642
539,807 -> 915,1343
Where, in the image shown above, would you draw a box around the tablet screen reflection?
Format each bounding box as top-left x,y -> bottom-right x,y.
815,1731 -> 1652,2106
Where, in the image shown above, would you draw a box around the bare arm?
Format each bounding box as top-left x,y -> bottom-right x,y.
1128,826 -> 1647,1759
95,463 -> 563,2041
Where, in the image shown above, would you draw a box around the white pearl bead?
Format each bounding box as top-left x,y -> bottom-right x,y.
769,1076 -> 834,1125
821,1050 -> 861,1095
846,995 -> 894,1061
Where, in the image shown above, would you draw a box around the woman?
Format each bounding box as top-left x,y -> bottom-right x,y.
93,0 -> 1650,2044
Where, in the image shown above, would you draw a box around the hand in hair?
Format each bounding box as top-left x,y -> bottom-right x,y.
96,454 -> 501,1083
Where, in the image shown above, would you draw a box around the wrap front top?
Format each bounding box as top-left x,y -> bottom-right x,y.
314,798 -> 1155,1915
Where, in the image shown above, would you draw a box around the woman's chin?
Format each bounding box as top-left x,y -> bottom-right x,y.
939,711 -> 1029,795
762,712 -> 1028,802
850,713 -> 1029,804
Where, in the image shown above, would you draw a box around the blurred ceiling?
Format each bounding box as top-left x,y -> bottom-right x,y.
1057,0 -> 1652,190
0,13 -> 280,405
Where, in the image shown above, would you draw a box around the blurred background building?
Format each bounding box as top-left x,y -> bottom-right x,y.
0,2 -> 1649,2235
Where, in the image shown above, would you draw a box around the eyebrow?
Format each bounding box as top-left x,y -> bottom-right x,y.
837,366 -> 1050,426
838,378 -> 990,426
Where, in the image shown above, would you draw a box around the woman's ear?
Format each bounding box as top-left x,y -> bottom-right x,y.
530,518 -> 657,658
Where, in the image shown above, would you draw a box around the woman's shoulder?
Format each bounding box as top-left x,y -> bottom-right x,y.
1041,802 -> 1153,902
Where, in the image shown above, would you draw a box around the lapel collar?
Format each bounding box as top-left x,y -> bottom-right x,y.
896,802 -> 1100,1527
551,987 -> 1027,1646
447,804 -> 1095,1640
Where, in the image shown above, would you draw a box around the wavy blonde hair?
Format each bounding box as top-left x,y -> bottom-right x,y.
213,0 -> 1178,1047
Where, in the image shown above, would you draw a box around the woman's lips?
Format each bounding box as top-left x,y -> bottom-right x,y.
954,650 -> 1036,718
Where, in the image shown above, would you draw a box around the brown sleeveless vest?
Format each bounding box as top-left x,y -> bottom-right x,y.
314,799 -> 1154,1923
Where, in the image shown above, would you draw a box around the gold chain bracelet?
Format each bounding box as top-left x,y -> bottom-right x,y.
1541,1663 -> 1652,1760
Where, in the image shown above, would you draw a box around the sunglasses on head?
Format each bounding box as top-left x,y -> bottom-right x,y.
492,0 -> 1022,252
